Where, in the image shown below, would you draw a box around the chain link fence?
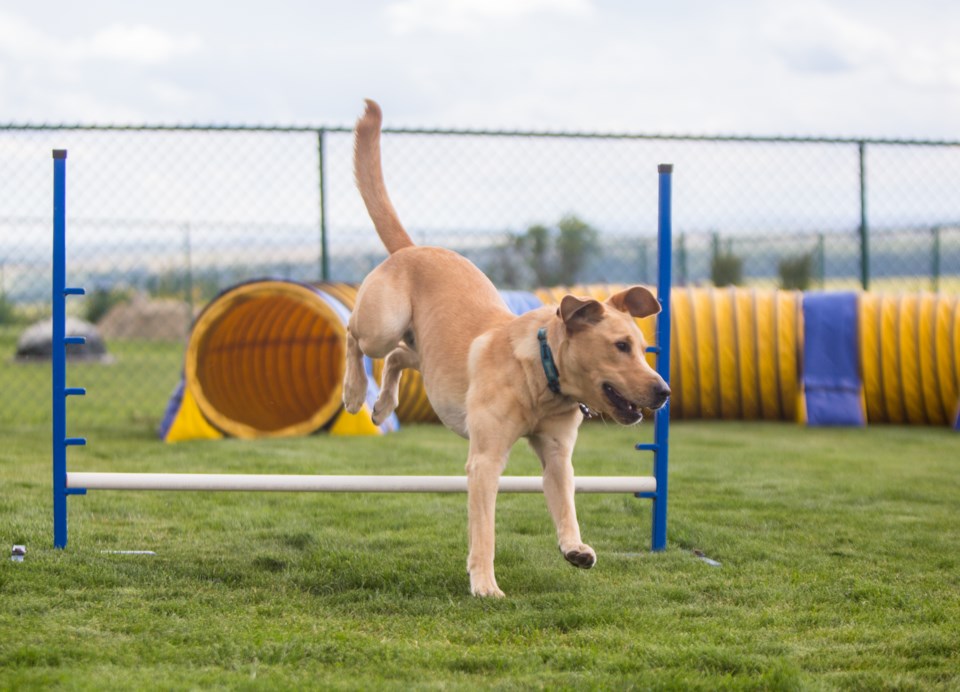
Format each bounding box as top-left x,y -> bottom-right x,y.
2,123 -> 958,430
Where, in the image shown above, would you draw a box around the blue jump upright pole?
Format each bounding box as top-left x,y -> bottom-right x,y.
52,149 -> 86,549
637,164 -> 673,551
651,164 -> 673,551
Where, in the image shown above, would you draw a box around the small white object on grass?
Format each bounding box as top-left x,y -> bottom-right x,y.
693,549 -> 721,567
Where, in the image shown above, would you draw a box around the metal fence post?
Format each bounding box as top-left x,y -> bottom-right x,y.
858,141 -> 870,290
932,225 -> 941,292
639,239 -> 649,284
317,128 -> 330,281
816,233 -> 826,288
677,232 -> 687,286
183,223 -> 194,327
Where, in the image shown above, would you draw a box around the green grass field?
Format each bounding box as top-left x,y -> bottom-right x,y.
2,418 -> 958,689
0,329 -> 185,430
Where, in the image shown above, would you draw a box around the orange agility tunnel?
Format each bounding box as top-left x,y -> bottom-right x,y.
160,282 -> 960,442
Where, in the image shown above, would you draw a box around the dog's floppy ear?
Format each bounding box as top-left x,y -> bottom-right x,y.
607,286 -> 661,319
559,295 -> 605,332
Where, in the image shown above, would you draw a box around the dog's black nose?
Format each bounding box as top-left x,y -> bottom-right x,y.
651,382 -> 671,408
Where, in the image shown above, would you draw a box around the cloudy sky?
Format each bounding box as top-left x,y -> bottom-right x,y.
1,0 -> 959,139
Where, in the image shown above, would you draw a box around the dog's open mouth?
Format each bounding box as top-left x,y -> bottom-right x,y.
603,383 -> 643,424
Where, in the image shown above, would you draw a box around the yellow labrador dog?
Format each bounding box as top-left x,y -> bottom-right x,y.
343,100 -> 670,597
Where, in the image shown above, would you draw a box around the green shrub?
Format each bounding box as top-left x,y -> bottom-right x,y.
497,214 -> 600,288
84,287 -> 131,324
778,252 -> 814,291
711,251 -> 743,287
0,295 -> 17,325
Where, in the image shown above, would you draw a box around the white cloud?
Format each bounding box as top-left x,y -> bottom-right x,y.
0,11 -> 201,66
760,0 -> 960,108
385,0 -> 594,35
0,10 -> 204,121
764,3 -> 890,74
888,38 -> 960,92
84,24 -> 202,65
0,10 -> 50,59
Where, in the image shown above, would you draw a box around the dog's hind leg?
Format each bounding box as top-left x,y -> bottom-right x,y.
343,277 -> 412,415
529,422 -> 596,569
373,343 -> 419,425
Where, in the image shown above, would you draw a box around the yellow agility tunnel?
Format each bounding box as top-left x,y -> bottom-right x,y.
160,282 -> 960,442
161,280 -> 405,442
667,288 -> 959,426
860,292 -> 960,425
668,287 -> 803,422
671,288 -> 960,426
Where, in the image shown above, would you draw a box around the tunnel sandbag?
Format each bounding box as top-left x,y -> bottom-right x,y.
860,292 -> 960,426
800,292 -> 866,426
182,280 -> 396,439
499,289 -> 546,316
669,288 -> 802,421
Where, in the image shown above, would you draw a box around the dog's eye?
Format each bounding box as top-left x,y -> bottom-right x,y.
615,341 -> 631,354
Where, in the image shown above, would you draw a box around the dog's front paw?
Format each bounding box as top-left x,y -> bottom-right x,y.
469,573 -> 505,598
561,543 -> 596,569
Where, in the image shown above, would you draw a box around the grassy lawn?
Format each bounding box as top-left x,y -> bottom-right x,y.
0,329 -> 185,430
2,418 -> 958,689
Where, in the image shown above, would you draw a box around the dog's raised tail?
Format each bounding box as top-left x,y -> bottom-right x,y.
354,99 -> 415,254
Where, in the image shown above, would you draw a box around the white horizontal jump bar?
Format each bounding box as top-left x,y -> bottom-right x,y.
67,472 -> 655,494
